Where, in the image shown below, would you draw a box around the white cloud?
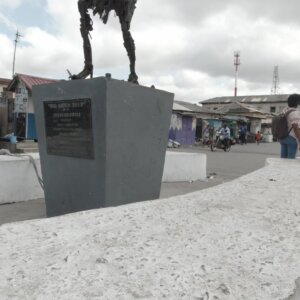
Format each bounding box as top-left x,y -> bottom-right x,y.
0,0 -> 22,9
1,0 -> 300,101
0,35 -> 14,77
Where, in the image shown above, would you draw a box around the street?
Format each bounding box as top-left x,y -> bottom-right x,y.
189,141 -> 280,180
160,141 -> 281,197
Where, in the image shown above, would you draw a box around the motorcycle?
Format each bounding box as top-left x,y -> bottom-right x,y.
210,132 -> 235,152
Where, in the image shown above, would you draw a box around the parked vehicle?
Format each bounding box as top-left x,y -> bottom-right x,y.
168,139 -> 181,148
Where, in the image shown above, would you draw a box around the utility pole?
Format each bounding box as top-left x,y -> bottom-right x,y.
12,30 -> 22,78
271,65 -> 280,95
233,51 -> 240,97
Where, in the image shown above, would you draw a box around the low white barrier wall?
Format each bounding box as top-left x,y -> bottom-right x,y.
0,153 -> 44,204
162,151 -> 207,182
0,151 -> 207,204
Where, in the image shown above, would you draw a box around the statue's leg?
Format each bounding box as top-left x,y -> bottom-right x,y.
71,0 -> 93,79
120,19 -> 138,84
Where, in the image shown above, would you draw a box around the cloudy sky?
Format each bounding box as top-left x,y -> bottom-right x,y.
1,0 -> 300,103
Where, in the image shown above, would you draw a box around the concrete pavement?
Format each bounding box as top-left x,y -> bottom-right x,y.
1,158 -> 300,299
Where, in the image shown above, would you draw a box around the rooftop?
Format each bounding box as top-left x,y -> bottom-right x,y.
174,100 -> 223,115
201,94 -> 290,104
7,73 -> 59,92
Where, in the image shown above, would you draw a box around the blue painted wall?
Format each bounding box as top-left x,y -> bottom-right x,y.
169,113 -> 196,145
27,113 -> 37,140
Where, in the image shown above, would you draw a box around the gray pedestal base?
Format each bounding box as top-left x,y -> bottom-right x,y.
33,77 -> 174,217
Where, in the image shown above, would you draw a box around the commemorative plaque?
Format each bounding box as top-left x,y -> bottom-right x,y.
44,98 -> 94,159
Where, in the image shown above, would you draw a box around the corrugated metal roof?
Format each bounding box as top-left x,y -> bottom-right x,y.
17,73 -> 58,91
7,73 -> 59,92
174,100 -> 206,112
174,100 -> 225,114
215,102 -> 270,119
173,102 -> 192,111
200,94 -> 290,104
173,100 -> 271,119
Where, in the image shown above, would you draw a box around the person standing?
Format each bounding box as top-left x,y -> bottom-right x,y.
239,124 -> 247,145
280,94 -> 300,159
202,124 -> 210,144
255,131 -> 262,145
209,126 -> 215,141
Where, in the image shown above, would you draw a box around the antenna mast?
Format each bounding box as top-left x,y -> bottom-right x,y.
12,30 -> 22,78
233,51 -> 240,97
271,65 -> 280,95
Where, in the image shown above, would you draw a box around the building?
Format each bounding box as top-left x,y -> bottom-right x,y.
200,94 -> 290,115
199,94 -> 290,140
169,102 -> 197,145
5,73 -> 59,139
170,101 -> 226,145
171,98 -> 273,145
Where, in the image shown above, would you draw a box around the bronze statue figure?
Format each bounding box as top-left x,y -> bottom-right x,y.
71,0 -> 138,84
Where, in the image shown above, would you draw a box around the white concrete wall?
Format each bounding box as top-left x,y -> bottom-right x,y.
0,151 -> 207,204
162,151 -> 207,182
0,153 -> 44,204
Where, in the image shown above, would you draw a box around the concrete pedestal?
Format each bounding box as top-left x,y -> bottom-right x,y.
33,77 -> 173,217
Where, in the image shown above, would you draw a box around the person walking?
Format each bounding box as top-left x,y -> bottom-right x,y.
279,94 -> 300,159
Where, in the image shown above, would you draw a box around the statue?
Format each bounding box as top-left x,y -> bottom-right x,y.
70,0 -> 138,84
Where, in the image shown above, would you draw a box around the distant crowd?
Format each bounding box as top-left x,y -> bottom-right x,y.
202,123 -> 262,146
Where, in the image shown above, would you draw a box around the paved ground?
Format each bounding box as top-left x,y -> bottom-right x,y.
2,158 -> 300,299
0,142 -> 281,225
161,141 -> 280,197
